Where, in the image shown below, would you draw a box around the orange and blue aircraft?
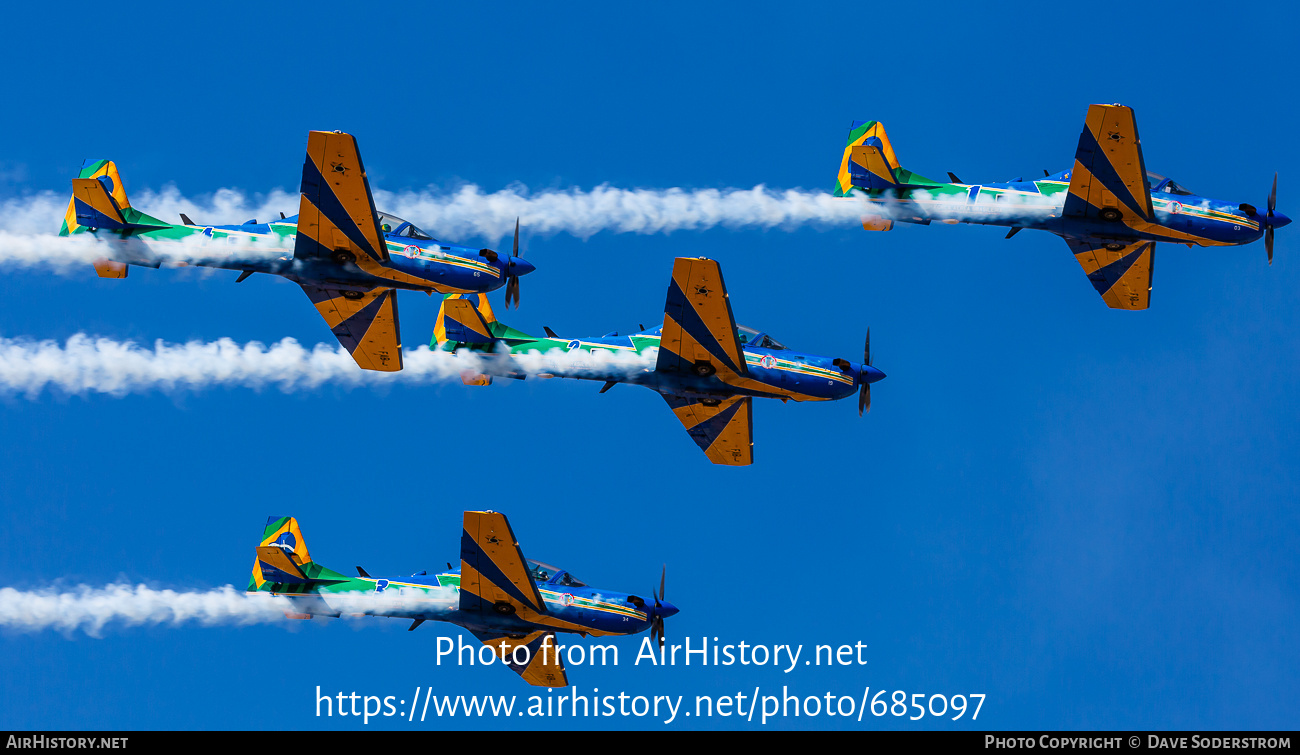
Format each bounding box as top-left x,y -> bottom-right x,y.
433,257 -> 886,466
249,511 -> 676,688
834,104 -> 1289,309
60,131 -> 535,371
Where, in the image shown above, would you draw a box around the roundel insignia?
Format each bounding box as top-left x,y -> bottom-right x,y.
562,593 -> 575,607
404,245 -> 419,259
1169,201 -> 1182,215
760,355 -> 776,369
567,340 -> 581,350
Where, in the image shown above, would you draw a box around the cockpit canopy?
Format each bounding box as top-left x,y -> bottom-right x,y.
1146,172 -> 1195,197
528,559 -> 587,587
737,325 -> 787,350
377,212 -> 433,240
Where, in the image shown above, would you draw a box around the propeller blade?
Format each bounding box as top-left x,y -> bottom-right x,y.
1269,173 -> 1277,215
504,276 -> 520,309
864,328 -> 871,367
859,383 -> 870,417
1267,226 -> 1274,265
513,217 -> 521,257
659,564 -> 666,602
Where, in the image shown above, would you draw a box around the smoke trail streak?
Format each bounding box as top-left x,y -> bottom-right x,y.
0,583 -> 462,637
0,181 -> 1120,274
1,183 -> 866,240
0,584 -> 286,636
0,333 -> 655,398
0,183 -> 874,274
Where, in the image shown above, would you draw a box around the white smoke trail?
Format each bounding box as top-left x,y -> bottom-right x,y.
371,184 -> 865,240
0,181 -> 1108,274
0,583 -> 463,637
0,584 -> 285,636
0,333 -> 656,398
0,183 -> 872,274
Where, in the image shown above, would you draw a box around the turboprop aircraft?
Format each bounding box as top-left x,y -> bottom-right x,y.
432,257 -> 886,466
249,511 -> 677,688
59,131 -> 535,371
834,104 -> 1290,310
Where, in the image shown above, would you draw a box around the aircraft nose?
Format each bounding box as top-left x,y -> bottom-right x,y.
1271,211 -> 1291,229
508,257 -> 536,276
657,601 -> 679,619
860,365 -> 887,384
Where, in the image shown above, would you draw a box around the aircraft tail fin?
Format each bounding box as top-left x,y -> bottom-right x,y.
61,159 -> 171,278
834,121 -> 902,196
435,294 -> 498,346
433,294 -> 503,386
248,516 -> 348,592
61,160 -> 133,237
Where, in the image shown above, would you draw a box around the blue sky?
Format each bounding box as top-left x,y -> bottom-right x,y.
1,0 -> 1297,730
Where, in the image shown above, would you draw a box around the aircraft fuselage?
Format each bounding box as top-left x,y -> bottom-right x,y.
849,173 -> 1279,247
76,216 -> 524,295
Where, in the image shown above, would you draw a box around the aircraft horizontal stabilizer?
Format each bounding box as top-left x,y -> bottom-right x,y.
70,178 -> 167,233
849,144 -> 900,192
440,298 -> 496,344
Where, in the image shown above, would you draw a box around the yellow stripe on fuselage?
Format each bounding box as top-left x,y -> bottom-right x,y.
745,354 -> 854,385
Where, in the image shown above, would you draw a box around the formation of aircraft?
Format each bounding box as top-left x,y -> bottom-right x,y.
249,511 -> 676,687
432,256 -> 886,466
60,131 -> 534,371
46,105 -> 1289,689
834,103 -> 1289,310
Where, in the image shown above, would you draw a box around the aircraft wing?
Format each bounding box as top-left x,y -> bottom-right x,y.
459,511 -> 547,616
469,629 -> 568,687
299,284 -> 403,371
1063,237 -> 1155,310
1063,104 -> 1155,224
660,393 -> 754,466
656,257 -> 749,381
294,131 -> 389,264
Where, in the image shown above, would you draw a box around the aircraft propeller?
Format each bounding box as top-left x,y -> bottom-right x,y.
650,564 -> 669,649
1267,173 -> 1278,265
504,218 -> 524,308
859,329 -> 872,417
1242,174 -> 1283,265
